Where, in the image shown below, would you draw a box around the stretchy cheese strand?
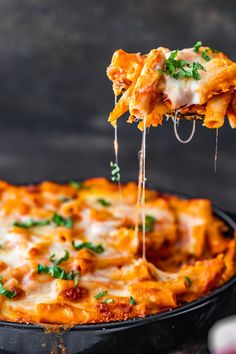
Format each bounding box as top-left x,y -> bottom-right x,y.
214,128 -> 219,173
135,116 -> 147,259
173,111 -> 196,144
141,115 -> 147,259
113,96 -> 123,202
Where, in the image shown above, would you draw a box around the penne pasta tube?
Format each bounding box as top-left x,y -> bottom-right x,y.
137,101 -> 170,130
230,92 -> 236,111
108,61 -> 144,125
108,49 -> 143,74
129,48 -> 166,119
227,109 -> 236,128
107,50 -> 144,96
204,92 -> 233,128
108,86 -> 131,126
226,93 -> 236,128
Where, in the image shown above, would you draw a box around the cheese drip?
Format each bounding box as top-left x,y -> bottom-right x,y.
214,128 -> 219,173
114,96 -> 123,202
173,111 -> 196,144
172,112 -> 219,172
135,115 -> 147,259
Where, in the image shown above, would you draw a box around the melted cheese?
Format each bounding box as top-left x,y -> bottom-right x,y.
107,45 -> 236,129
162,49 -> 208,108
0,179 -> 233,325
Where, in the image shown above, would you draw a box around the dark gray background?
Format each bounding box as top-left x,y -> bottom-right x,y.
0,0 -> 235,211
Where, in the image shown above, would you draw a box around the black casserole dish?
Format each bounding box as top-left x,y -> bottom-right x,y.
0,186 -> 235,354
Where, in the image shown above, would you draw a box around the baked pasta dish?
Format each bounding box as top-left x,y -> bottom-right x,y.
107,42 -> 236,130
0,178 -> 234,325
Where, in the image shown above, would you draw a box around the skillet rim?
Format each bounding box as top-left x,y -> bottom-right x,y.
0,184 -> 235,332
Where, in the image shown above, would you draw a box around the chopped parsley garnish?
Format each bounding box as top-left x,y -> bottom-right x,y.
139,215 -> 156,233
69,181 -> 88,191
201,50 -> 211,62
194,41 -> 220,59
129,296 -> 137,305
191,62 -> 206,80
37,264 -> 80,285
14,214 -> 73,229
101,298 -> 114,304
50,250 -> 70,265
52,213 -> 73,229
13,219 -> 50,229
0,276 -> 16,299
185,276 -> 192,287
158,50 -> 205,80
193,40 -> 202,53
73,273 -> 80,286
110,161 -> 120,182
97,198 -> 111,207
37,264 -> 66,279
94,290 -> 108,300
72,241 -> 105,254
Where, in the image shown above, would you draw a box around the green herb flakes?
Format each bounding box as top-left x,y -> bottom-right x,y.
129,296 -> 137,305
158,50 -> 206,80
201,50 -> 211,61
0,276 -> 16,299
139,215 -> 156,233
37,264 -> 79,285
110,161 -> 120,182
52,213 -> 73,229
72,241 -> 105,254
94,290 -> 108,300
193,41 -> 202,53
185,276 -> 192,287
97,198 -> 111,207
50,250 -> 70,265
13,219 -> 50,229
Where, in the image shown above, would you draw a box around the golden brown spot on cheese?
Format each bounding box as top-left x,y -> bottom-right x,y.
11,287 -> 25,299
61,286 -> 88,301
28,247 -> 41,257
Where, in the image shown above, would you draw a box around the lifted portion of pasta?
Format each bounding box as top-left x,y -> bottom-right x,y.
107,43 -> 236,130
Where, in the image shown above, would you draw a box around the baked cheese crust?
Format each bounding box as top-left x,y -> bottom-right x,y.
0,178 -> 234,325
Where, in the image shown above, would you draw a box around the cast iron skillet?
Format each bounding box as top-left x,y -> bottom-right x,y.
0,186 -> 235,354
